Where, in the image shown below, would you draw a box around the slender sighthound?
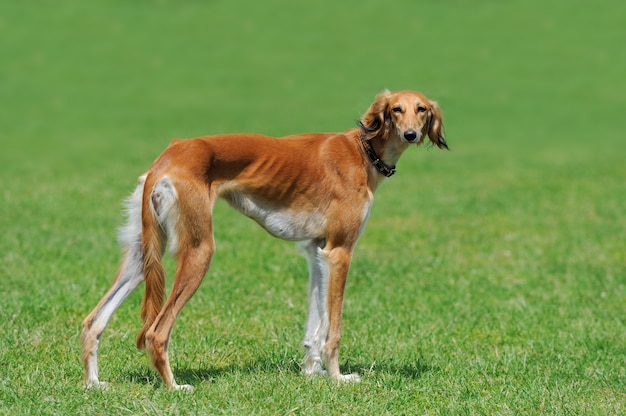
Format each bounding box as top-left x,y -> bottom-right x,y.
81,89 -> 448,390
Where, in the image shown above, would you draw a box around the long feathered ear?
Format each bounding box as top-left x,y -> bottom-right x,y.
357,89 -> 392,140
427,100 -> 449,150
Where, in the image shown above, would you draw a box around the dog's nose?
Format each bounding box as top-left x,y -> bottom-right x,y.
403,129 -> 417,142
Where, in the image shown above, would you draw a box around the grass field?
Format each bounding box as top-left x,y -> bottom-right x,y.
1,0 -> 625,414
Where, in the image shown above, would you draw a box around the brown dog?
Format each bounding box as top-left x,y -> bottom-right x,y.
81,89 -> 447,390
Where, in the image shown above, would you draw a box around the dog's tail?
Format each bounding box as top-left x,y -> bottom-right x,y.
135,174 -> 178,350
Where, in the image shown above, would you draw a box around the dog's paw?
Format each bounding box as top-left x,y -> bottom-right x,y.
303,362 -> 327,377
339,373 -> 361,383
85,380 -> 110,389
171,383 -> 195,392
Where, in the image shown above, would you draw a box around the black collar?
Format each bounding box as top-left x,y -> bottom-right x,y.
359,133 -> 396,177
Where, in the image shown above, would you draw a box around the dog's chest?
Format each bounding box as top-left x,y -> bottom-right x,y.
222,192 -> 327,241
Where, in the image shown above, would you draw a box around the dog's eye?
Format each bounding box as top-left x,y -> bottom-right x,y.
417,106 -> 427,113
392,107 -> 403,113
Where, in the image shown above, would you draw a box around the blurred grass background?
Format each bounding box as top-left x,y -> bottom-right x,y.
1,0 -> 625,414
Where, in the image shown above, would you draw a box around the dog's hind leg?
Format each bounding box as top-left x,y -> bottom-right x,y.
301,239 -> 329,376
81,177 -> 147,388
81,249 -> 144,387
143,180 -> 215,391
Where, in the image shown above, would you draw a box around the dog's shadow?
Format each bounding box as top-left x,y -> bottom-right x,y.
125,355 -> 434,388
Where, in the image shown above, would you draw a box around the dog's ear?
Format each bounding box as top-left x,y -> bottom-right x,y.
357,89 -> 392,140
427,100 -> 448,150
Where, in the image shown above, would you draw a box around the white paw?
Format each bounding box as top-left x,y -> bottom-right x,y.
339,373 -> 361,383
86,380 -> 110,389
303,365 -> 327,377
171,383 -> 195,392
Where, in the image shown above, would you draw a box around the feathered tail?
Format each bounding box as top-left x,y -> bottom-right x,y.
135,175 -> 170,350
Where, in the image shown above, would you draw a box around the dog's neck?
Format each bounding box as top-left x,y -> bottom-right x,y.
360,135 -> 397,177
359,133 -> 410,179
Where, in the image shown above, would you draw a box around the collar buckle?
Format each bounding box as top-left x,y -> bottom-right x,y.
372,158 -> 396,177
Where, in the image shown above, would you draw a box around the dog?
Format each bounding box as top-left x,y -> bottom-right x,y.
81,89 -> 448,390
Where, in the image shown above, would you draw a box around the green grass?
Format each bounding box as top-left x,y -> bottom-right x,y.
1,0 -> 625,414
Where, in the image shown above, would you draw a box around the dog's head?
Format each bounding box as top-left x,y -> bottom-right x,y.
359,89 -> 448,149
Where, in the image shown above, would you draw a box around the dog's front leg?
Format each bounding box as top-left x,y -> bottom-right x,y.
301,240 -> 329,376
323,245 -> 361,382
